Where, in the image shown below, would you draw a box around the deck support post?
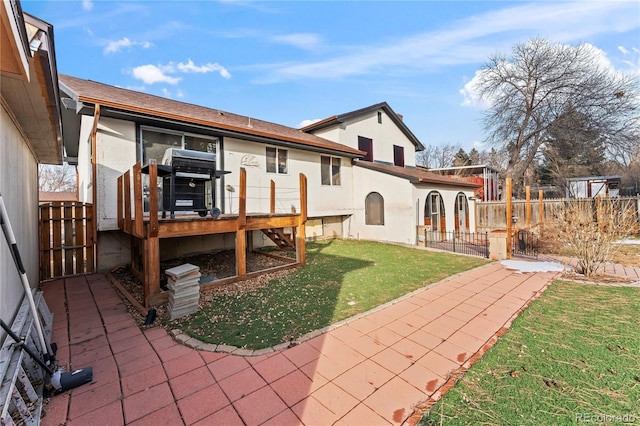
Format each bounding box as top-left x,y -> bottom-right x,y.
296,174 -> 307,265
144,236 -> 160,308
236,168 -> 247,277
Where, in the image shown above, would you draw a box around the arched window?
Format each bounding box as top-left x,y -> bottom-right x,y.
365,192 -> 384,225
424,191 -> 446,231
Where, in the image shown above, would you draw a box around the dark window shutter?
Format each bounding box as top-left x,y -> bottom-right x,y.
358,136 -> 373,162
393,145 -> 404,167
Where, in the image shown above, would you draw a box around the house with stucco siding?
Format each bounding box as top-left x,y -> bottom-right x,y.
58,76 -> 478,273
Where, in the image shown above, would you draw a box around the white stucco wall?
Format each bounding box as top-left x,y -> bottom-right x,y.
347,167 -> 478,245
223,138 -> 355,218
95,117 -> 137,230
311,109 -> 417,167
348,166 -> 416,244
76,114 -> 95,203
0,105 -> 40,322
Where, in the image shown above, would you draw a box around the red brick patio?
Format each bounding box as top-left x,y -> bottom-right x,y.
40,261 -> 563,425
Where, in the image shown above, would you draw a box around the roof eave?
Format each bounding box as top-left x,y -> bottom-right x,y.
72,97 -> 365,159
303,102 -> 425,151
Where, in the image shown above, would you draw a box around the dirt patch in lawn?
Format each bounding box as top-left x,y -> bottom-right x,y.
110,249 -> 297,326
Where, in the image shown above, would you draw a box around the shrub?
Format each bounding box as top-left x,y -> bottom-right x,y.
551,198 -> 637,276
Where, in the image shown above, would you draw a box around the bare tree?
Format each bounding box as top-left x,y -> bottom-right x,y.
416,143 -> 462,169
39,163 -> 76,192
472,38 -> 640,196
549,198 -> 637,277
479,147 -> 508,172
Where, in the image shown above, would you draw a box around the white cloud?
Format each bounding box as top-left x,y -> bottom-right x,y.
104,37 -> 152,54
459,70 -> 492,110
619,46 -> 629,55
271,33 -> 321,51
105,37 -> 133,54
259,1 -> 639,83
131,59 -> 232,85
82,0 -> 93,11
132,65 -> 182,85
298,119 -> 321,128
177,59 -> 231,78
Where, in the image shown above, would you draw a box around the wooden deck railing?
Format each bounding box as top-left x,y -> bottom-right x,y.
115,160 -> 308,308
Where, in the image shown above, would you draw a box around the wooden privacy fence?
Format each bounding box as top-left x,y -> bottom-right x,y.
476,196 -> 640,230
39,202 -> 95,280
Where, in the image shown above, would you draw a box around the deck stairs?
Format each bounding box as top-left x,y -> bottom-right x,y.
261,228 -> 296,250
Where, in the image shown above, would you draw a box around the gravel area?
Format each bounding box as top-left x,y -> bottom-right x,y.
110,249 -> 297,326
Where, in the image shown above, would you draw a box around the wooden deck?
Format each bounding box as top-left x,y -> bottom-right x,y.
117,161 -> 307,308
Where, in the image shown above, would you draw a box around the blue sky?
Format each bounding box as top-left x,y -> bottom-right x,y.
23,0 -> 640,152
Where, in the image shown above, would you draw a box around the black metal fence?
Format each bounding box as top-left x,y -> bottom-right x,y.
424,231 -> 489,258
512,230 -> 539,258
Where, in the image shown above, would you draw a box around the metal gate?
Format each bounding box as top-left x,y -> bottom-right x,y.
424,231 -> 490,259
39,202 -> 95,280
512,230 -> 538,259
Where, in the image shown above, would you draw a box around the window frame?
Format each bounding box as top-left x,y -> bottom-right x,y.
139,125 -> 218,164
321,155 -> 341,186
266,146 -> 288,174
365,192 -> 385,226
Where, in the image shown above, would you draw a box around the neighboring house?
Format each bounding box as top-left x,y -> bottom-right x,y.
1,2 -> 63,322
59,76 -> 479,272
427,164 -> 501,201
566,175 -> 622,198
302,104 -> 480,242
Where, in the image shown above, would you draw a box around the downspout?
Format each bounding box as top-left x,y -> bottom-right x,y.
91,104 -> 100,271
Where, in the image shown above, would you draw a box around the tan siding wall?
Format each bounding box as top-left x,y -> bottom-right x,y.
0,105 -> 39,322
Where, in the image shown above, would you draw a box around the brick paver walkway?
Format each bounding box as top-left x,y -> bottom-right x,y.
40,261 -> 561,425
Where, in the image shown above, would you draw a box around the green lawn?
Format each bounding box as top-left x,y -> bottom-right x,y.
170,239 -> 487,349
419,280 -> 640,425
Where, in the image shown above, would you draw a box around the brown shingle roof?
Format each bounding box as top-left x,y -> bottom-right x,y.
354,161 -> 481,188
59,75 -> 364,157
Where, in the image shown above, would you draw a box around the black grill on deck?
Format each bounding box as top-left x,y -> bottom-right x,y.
150,148 -> 229,219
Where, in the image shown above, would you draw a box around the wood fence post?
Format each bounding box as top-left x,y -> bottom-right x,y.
538,189 -> 544,225
506,178 -> 512,259
526,185 -> 531,228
